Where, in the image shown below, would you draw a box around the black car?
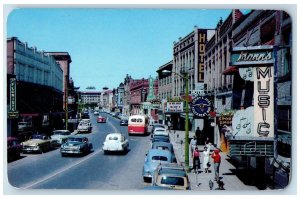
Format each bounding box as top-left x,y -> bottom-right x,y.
120,119 -> 128,126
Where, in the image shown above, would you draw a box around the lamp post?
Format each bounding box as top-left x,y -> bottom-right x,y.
162,70 -> 190,172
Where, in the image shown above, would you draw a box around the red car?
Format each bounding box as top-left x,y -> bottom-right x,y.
7,137 -> 22,162
97,116 -> 106,123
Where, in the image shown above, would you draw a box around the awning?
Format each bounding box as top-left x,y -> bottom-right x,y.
222,66 -> 238,75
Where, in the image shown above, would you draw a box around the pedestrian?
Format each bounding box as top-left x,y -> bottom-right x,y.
167,120 -> 172,132
211,149 -> 221,181
190,136 -> 197,154
193,147 -> 200,173
195,127 -> 201,145
203,146 -> 211,173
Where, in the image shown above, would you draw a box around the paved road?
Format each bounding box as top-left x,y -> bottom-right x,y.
7,113 -> 151,190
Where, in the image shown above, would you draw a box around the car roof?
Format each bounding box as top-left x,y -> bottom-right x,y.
106,133 -> 123,138
154,127 -> 166,131
68,135 -> 87,139
152,142 -> 173,148
148,149 -> 172,157
157,164 -> 187,177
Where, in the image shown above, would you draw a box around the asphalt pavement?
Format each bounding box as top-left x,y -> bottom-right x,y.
169,129 -> 259,191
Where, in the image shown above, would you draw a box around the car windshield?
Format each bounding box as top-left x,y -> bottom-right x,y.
68,137 -> 83,142
152,156 -> 168,161
31,134 -> 44,139
160,176 -> 184,186
156,146 -> 169,150
108,136 -> 119,141
53,131 -> 70,135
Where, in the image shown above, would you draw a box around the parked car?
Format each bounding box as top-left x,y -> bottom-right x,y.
152,163 -> 190,190
93,110 -> 99,115
149,123 -> 165,134
120,119 -> 128,126
77,121 -> 92,133
7,137 -> 22,161
17,122 -> 33,131
22,134 -> 52,153
142,149 -> 173,182
50,130 -> 73,147
60,135 -> 93,157
153,127 -> 168,137
152,142 -> 176,163
97,116 -> 106,123
102,133 -> 129,154
151,135 -> 170,144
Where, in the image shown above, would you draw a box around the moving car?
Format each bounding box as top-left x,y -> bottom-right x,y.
102,133 -> 129,154
120,118 -> 128,126
77,121 -> 92,133
60,135 -> 93,157
152,163 -> 190,190
94,110 -> 99,115
50,130 -> 73,147
22,134 -> 52,153
142,149 -> 172,182
97,116 -> 106,123
7,137 -> 22,161
152,142 -> 176,163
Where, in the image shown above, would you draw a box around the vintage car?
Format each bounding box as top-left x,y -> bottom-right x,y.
152,163 -> 190,190
60,135 -> 93,157
142,149 -> 172,182
102,133 -> 129,154
22,134 -> 52,153
77,121 -> 92,133
119,118 -> 128,126
7,137 -> 22,161
151,134 -> 170,144
148,123 -> 165,134
50,130 -> 74,147
152,142 -> 176,163
97,116 -> 106,123
153,127 -> 169,137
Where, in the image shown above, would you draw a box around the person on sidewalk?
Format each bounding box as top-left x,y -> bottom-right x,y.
195,127 -> 201,145
193,147 -> 200,174
190,136 -> 197,155
211,149 -> 221,181
202,146 -> 211,173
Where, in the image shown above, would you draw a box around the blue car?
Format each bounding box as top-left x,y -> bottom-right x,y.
142,149 -> 172,182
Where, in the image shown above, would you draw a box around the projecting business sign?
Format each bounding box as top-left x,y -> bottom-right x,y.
231,46 -> 274,66
191,96 -> 211,117
8,78 -> 19,118
231,46 -> 274,138
166,102 -> 183,112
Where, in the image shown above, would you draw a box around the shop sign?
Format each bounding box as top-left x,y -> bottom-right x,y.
218,111 -> 235,126
191,96 -> 211,117
8,78 -> 19,118
231,46 -> 274,66
166,102 -> 183,112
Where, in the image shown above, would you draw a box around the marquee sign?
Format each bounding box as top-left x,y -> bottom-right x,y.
191,96 -> 211,117
231,46 -> 274,66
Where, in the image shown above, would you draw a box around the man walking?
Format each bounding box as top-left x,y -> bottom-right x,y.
211,149 -> 221,181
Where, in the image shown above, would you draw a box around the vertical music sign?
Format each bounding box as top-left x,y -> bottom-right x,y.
254,66 -> 274,137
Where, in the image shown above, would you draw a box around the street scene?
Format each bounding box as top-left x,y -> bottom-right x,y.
5,8 -> 292,192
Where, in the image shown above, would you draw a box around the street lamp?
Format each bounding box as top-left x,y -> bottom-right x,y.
162,69 -> 190,172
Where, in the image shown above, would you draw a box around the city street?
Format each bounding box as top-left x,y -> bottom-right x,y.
7,113 -> 151,190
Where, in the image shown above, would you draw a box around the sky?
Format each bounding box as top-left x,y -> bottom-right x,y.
6,8 -> 248,91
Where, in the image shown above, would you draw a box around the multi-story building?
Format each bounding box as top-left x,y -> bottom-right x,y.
228,10 -> 292,189
204,10 -> 245,148
115,83 -> 125,113
79,91 -> 101,106
122,74 -> 133,116
7,37 -> 64,136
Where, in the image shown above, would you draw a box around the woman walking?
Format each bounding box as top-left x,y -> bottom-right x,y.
202,146 -> 210,173
193,147 -> 200,174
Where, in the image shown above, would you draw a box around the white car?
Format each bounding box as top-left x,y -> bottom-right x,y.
77,121 -> 92,133
102,133 -> 129,154
153,127 -> 169,137
50,130 -> 74,147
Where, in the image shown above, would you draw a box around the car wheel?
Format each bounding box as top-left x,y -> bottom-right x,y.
103,150 -> 108,155
61,153 -> 66,157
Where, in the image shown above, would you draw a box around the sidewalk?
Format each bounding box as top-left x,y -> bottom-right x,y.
169,130 -> 259,191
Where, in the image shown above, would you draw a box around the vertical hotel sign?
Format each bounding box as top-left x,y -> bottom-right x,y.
198,29 -> 207,83
8,77 -> 19,118
231,46 -> 274,138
